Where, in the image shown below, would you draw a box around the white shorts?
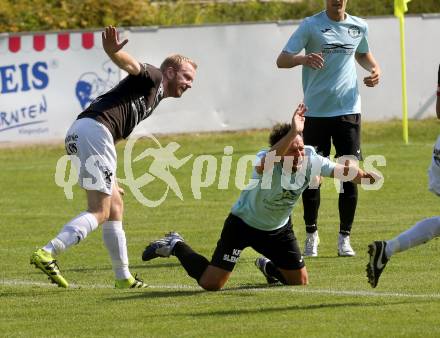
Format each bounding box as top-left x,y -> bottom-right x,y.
428,136 -> 440,196
65,118 -> 116,195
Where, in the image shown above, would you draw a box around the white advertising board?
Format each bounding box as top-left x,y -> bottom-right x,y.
0,15 -> 439,144
0,31 -> 120,143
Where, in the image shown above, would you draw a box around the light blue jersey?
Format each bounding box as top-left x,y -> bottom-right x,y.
231,146 -> 336,231
283,11 -> 369,117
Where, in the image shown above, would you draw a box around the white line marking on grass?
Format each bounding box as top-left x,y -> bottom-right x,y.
227,287 -> 440,299
1,279 -> 439,299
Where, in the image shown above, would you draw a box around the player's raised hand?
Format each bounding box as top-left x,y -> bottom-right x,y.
363,67 -> 381,87
102,26 -> 128,56
291,102 -> 306,134
303,53 -> 324,70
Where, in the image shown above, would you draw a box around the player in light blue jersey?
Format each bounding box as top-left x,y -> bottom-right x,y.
141,103 -> 380,291
277,0 -> 381,258
366,64 -> 440,288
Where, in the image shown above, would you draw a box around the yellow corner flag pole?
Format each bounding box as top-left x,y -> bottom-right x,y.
394,0 -> 411,144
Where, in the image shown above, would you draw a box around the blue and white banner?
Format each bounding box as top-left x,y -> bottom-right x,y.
0,31 -> 120,142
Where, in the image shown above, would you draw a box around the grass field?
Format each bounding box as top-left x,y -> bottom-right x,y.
1,119 -> 439,337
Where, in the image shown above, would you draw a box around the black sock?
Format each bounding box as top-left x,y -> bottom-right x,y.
173,242 -> 210,282
338,181 -> 358,235
305,225 -> 318,233
302,186 -> 321,231
265,260 -> 287,285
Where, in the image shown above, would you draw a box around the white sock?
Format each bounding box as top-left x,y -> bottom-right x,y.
385,216 -> 440,258
43,212 -> 99,256
102,221 -> 131,280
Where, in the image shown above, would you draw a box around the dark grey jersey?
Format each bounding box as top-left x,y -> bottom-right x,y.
77,63 -> 163,141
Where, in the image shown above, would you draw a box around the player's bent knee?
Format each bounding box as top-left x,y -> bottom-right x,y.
198,280 -> 224,291
281,267 -> 308,286
85,209 -> 109,224
95,208 -> 111,224
198,265 -> 230,291
86,190 -> 112,224
200,284 -> 222,291
285,276 -> 308,286
198,270 -> 229,291
109,203 -> 123,220
198,275 -> 226,291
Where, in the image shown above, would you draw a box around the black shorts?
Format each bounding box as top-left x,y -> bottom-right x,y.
303,114 -> 362,160
210,213 -> 304,272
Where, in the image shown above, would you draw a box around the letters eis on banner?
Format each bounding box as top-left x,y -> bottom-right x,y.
0,31 -> 120,143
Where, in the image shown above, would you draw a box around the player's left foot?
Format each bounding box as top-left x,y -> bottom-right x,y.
30,248 -> 69,288
337,234 -> 356,256
115,274 -> 148,289
254,257 -> 278,284
142,231 -> 184,261
366,241 -> 389,288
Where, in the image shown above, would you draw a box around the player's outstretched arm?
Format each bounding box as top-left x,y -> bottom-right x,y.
277,52 -> 324,70
331,163 -> 382,185
255,103 -> 306,174
102,26 -> 141,76
355,52 -> 381,87
270,103 -> 305,155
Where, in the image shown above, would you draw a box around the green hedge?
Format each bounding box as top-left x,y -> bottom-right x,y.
1,0 -> 439,33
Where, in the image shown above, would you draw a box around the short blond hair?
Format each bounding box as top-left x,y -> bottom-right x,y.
160,54 -> 197,72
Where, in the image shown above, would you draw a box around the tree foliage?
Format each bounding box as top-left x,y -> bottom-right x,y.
0,0 -> 439,33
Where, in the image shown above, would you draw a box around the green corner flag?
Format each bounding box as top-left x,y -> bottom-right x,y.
395,0 -> 411,144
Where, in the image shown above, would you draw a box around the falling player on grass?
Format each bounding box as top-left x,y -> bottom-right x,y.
142,103 -> 380,290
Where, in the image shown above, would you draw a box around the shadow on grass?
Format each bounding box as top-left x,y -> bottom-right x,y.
61,266 -> 112,272
110,289 -> 204,301
131,262 -> 182,269
110,286 -> 432,317
304,256 -> 356,260
109,283 -> 283,301
186,300 -> 423,317
0,289 -> 68,298
62,262 -> 181,273
222,283 -> 284,291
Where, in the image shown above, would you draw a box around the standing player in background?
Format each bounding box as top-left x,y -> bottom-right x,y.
277,0 -> 381,257
30,26 -> 197,288
366,64 -> 440,288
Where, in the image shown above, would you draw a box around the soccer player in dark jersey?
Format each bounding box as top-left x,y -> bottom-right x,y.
30,26 -> 197,288
366,64 -> 440,288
